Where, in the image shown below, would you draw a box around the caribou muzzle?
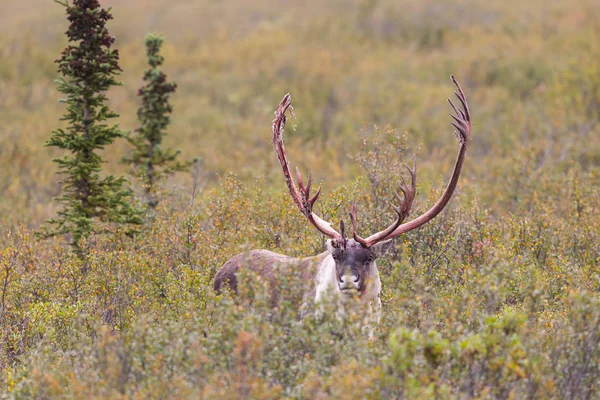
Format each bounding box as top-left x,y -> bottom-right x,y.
338,269 -> 362,295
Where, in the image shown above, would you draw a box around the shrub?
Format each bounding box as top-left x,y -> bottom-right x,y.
37,0 -> 142,253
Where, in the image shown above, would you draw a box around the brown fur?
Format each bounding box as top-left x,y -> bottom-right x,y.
213,249 -> 328,305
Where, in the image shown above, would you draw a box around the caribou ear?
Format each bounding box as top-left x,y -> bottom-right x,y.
371,239 -> 394,258
326,239 -> 336,253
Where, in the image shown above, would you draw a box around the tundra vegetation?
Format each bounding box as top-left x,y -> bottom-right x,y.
36,0 -> 143,253
123,32 -> 193,211
1,0 -> 599,398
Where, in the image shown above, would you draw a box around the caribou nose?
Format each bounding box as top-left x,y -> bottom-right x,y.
339,273 -> 360,285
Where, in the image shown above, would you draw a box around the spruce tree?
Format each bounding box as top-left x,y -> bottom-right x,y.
39,0 -> 142,250
123,33 -> 191,209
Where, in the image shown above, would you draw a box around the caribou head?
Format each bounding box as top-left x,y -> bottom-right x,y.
328,237 -> 389,298
214,76 -> 471,323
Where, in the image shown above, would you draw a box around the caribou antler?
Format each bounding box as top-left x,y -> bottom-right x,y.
356,75 -> 471,246
350,156 -> 417,247
272,75 -> 471,248
272,93 -> 342,240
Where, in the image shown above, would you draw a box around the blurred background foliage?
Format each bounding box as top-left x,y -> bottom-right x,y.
1,0 -> 599,398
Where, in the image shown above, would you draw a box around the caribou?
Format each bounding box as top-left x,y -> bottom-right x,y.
214,76 -> 471,324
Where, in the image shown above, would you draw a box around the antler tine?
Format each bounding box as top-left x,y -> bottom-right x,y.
358,203 -> 406,248
363,76 -> 471,243
351,155 -> 417,248
451,75 -> 470,121
388,194 -> 406,223
394,188 -> 405,204
296,168 -> 323,209
308,184 -> 322,207
398,155 -> 417,215
404,155 -> 416,190
448,75 -> 471,144
272,93 -> 341,240
349,202 -> 369,247
447,96 -> 464,119
304,171 -> 312,199
295,167 -> 308,201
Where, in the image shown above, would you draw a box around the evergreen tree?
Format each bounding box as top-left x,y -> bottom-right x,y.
123,33 -> 191,209
38,0 -> 142,250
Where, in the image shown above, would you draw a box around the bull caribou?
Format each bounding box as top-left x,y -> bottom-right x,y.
214,76 -> 471,323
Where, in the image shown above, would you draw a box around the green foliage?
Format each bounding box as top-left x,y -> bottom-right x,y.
123,33 -> 192,209
37,0 -> 142,250
2,161 -> 599,397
